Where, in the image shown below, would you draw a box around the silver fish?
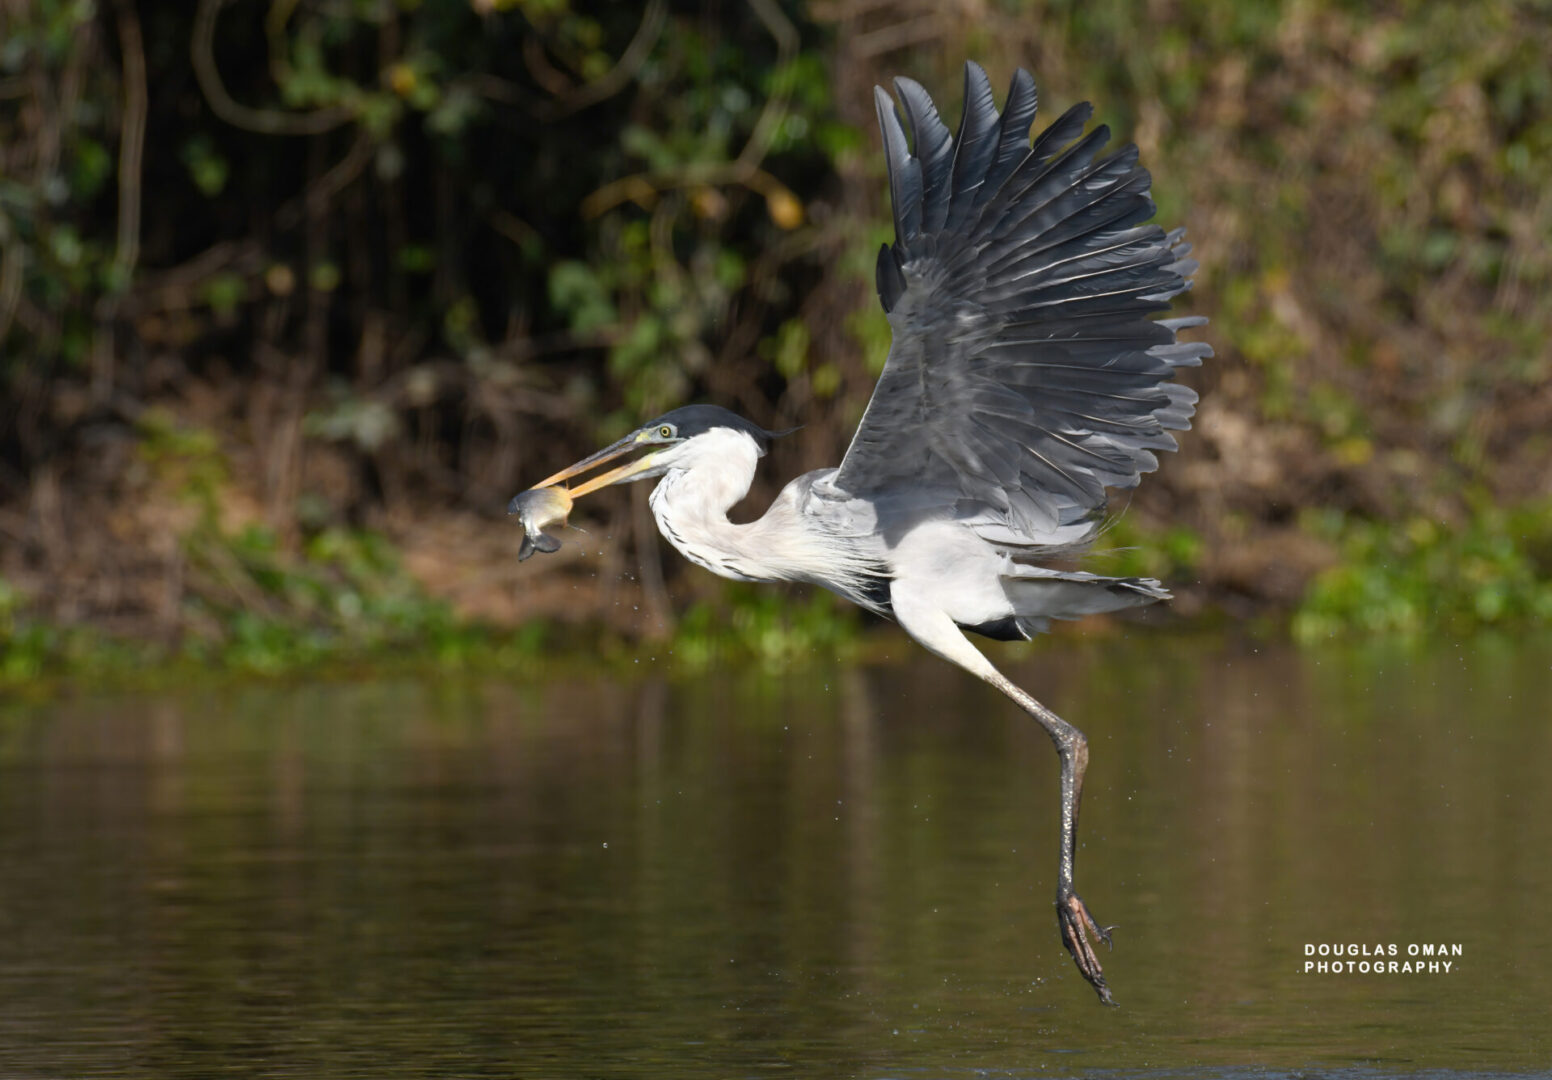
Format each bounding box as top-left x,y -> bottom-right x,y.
507,486 -> 574,561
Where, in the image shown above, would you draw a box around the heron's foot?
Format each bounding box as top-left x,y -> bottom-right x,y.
1057,891 -> 1117,1006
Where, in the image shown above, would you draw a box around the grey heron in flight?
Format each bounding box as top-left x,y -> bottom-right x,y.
511,61 -> 1209,1005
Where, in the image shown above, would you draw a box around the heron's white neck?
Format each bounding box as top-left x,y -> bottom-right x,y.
647,429 -> 774,582
647,427 -> 881,595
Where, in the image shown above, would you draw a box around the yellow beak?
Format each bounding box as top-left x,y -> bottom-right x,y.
531,431 -> 661,498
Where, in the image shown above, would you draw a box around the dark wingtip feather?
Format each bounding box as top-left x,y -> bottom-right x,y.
1006,67 -> 1038,128
980,68 -> 1039,198
874,84 -> 923,244
1025,101 -> 1096,172
946,60 -> 1001,230
893,76 -> 955,233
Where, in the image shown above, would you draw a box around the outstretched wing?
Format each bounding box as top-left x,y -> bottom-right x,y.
833,62 -> 1210,537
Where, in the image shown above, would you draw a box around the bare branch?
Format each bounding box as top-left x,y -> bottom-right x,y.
546,0 -> 668,118
112,0 -> 148,281
274,131 -> 374,229
852,13 -> 947,59
191,0 -> 351,136
91,0 -> 151,401
734,0 -> 798,174
263,0 -> 302,92
521,33 -> 575,97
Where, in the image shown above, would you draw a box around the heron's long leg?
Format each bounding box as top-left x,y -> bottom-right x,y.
890,588 -> 1117,1005
981,669 -> 1116,1005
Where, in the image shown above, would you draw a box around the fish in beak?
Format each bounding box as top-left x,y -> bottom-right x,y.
508,486 -> 573,561
507,429 -> 667,560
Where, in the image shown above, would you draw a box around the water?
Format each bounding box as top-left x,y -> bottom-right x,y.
1,635 -> 1549,1078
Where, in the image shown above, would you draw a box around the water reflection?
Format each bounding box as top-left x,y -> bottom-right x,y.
1,636 -> 1549,1077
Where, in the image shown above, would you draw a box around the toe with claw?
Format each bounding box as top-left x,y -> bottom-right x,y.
1057,891 -> 1118,1006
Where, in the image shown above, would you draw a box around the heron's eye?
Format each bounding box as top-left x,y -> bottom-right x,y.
658,425 -> 674,439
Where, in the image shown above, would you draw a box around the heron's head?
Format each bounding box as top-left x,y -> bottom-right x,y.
517,404 -> 778,505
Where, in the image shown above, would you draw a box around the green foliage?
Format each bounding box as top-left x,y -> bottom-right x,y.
0,528 -> 553,691
548,260 -> 617,333
671,584 -> 859,673
1,0 -> 122,379
180,524 -> 476,674
0,578 -> 47,685
136,408 -> 229,516
1294,503 -> 1552,641
0,587 -> 136,692
180,136 -> 230,196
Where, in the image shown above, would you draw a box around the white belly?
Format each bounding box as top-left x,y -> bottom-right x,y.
887,521 -> 1013,627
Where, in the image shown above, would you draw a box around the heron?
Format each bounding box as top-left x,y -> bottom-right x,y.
511,61 -> 1209,1005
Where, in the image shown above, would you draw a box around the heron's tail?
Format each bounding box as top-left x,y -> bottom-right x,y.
999,568 -> 1169,638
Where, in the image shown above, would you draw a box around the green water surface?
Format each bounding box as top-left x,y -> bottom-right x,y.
1,635 -> 1548,1077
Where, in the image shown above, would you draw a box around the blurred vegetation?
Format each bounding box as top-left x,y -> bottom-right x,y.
2,0 -> 1551,684
1293,501 -> 1552,640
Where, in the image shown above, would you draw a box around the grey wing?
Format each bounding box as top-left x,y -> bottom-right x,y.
834,62 -> 1211,538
